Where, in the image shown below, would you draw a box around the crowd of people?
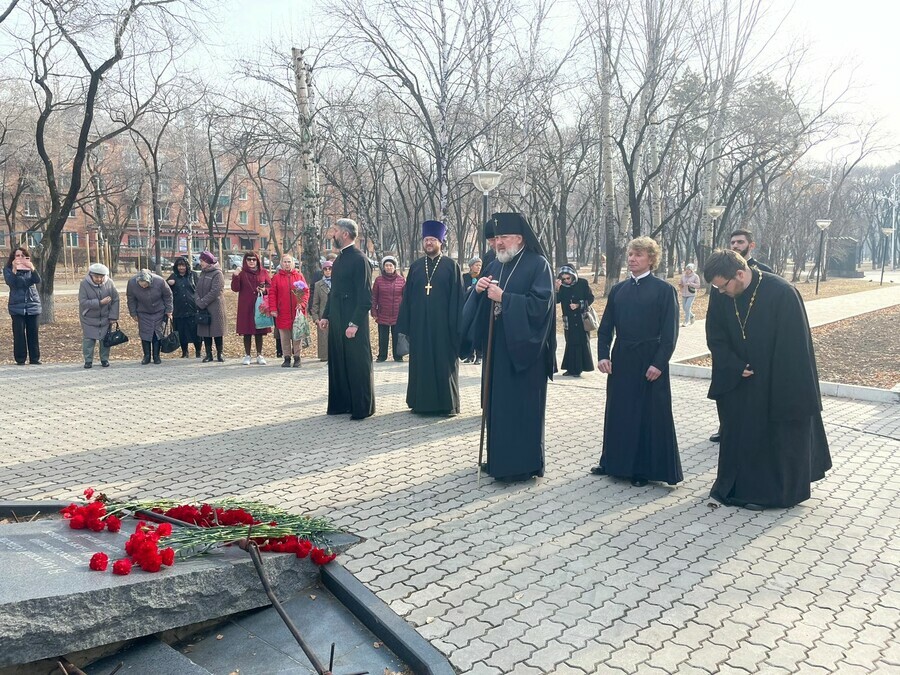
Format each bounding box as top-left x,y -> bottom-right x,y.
4,218 -> 832,510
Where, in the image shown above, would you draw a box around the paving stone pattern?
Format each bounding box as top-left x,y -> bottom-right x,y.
1,357 -> 898,674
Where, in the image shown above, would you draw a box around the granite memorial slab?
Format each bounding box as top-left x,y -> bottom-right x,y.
0,520 -> 358,667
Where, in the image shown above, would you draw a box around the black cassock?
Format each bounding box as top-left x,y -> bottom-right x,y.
397,255 -> 464,414
558,278 -> 595,375
596,275 -> 682,484
464,250 -> 556,480
707,270 -> 831,507
322,244 -> 375,419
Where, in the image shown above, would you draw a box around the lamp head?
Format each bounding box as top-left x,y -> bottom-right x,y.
815,219 -> 832,231
706,205 -> 725,219
882,227 -> 894,237
470,171 -> 502,194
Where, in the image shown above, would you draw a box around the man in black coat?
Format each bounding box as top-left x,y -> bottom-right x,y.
591,237 -> 682,487
319,218 -> 375,420
704,250 -> 831,509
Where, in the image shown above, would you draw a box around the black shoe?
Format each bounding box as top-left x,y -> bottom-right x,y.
376,357 -> 387,362
181,350 -> 189,358
589,466 -> 607,476
216,354 -> 224,362
479,462 -> 489,472
292,356 -> 301,368
631,477 -> 649,487
84,362 -> 92,369
276,351 -> 283,358
30,360 -> 41,365
709,433 -> 721,443
394,357 -> 404,362
742,502 -> 765,511
15,362 -> 25,365
281,357 -> 291,368
153,355 -> 162,365
202,354 -> 213,362
101,361 -> 109,368
141,355 -> 151,365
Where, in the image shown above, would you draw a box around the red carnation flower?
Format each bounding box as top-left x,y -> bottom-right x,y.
87,518 -> 105,532
160,547 -> 175,566
106,515 -> 122,533
89,552 -> 109,571
83,488 -> 95,500
139,550 -> 163,572
112,558 -> 132,575
60,504 -> 77,519
296,539 -> 313,558
310,547 -> 335,565
157,523 -> 173,537
69,514 -> 86,530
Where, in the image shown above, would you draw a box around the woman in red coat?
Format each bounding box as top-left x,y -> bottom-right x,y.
371,255 -> 406,362
268,254 -> 309,368
230,251 -> 272,365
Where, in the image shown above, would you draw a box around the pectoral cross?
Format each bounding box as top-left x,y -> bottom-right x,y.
425,282 -> 432,296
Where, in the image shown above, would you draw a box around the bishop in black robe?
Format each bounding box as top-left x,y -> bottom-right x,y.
397,229 -> 464,415
595,272 -> 682,485
705,256 -> 831,508
463,213 -> 556,482
322,238 -> 375,420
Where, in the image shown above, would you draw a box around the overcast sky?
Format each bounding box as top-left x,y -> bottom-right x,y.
214,0 -> 900,166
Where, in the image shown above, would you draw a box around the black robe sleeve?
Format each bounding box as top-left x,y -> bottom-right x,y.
596,283 -> 618,361
350,251 -> 372,327
769,285 -> 823,420
499,254 -> 554,374
651,283 -> 679,370
706,290 -> 748,399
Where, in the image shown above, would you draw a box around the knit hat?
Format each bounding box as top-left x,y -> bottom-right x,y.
381,255 -> 398,270
468,257 -> 482,267
136,269 -> 152,283
322,260 -> 334,269
89,263 -> 109,276
685,263 -> 696,271
199,250 -> 217,264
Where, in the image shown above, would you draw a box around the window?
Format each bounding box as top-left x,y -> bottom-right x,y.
27,232 -> 43,247
23,199 -> 40,218
128,235 -> 148,249
158,178 -> 171,196
154,203 -> 171,223
221,237 -> 232,251
192,237 -> 208,251
68,208 -> 76,218
214,209 -> 224,225
65,232 -> 79,246
0,231 -> 5,247
239,210 -> 248,225
158,236 -> 174,250
239,237 -> 254,250
238,186 -> 248,201
260,237 -> 269,250
259,212 -> 268,225
129,205 -> 141,222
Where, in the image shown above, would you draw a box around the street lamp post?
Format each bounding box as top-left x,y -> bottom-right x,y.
470,171 -> 503,256
880,227 -> 894,286
704,205 -> 726,268
814,219 -> 832,295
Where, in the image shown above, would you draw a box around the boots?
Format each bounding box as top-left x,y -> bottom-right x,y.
141,340 -> 151,365
292,355 -> 301,368
152,341 -> 161,365
281,356 -> 291,368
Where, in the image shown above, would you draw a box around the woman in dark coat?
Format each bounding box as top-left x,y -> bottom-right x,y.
195,251 -> 226,362
126,268 -> 173,365
230,251 -> 271,365
167,257 -> 202,358
556,265 -> 595,377
3,245 -> 42,365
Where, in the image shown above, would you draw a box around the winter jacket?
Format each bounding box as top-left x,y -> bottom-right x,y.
230,262 -> 271,335
195,263 -> 226,338
678,271 -> 701,298
310,278 -> 330,361
4,266 -> 42,316
371,272 -> 405,326
167,270 -> 200,318
79,275 -> 120,341
126,273 -> 173,341
268,267 -> 309,331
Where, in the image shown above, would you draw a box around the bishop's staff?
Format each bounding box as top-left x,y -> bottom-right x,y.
478,279 -> 499,486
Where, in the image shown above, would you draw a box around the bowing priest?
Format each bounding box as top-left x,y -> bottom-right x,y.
397,220 -> 465,415
704,249 -> 831,509
591,236 -> 682,487
319,218 -> 375,420
464,212 -> 556,482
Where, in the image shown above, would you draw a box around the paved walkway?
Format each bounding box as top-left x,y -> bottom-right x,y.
1,356 -> 897,673
670,280 -> 900,363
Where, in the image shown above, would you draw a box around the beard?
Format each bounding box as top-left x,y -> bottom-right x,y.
733,245 -> 750,259
496,243 -> 522,264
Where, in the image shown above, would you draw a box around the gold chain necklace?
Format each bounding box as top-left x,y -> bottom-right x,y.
425,254 -> 442,296
733,273 -> 762,340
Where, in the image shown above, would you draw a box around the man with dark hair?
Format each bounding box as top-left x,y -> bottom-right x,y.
463,212 -> 555,482
397,220 -> 464,415
729,229 -> 773,273
319,218 -> 375,420
590,236 -> 682,487
703,249 -> 831,509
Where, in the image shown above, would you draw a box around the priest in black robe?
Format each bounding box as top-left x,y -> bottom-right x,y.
463,212 -> 556,482
591,236 -> 682,487
704,249 -> 831,509
397,220 -> 464,415
320,218 -> 375,420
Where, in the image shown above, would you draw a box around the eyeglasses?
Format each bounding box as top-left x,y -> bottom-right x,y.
711,278 -> 734,291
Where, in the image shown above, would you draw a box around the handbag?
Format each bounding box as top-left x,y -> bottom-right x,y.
196,308 -> 212,325
158,319 -> 180,353
255,293 -> 275,329
688,285 -> 696,294
396,332 -> 410,358
292,307 -> 311,346
103,322 -> 129,348
582,305 -> 600,332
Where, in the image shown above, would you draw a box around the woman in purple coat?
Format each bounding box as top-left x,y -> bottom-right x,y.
230,251 -> 271,365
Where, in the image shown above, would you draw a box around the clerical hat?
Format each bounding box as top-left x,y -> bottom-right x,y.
422,220 -> 447,242
483,219 -> 495,240
490,212 -> 549,260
